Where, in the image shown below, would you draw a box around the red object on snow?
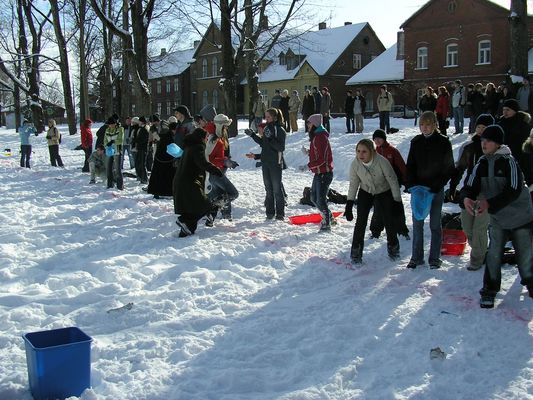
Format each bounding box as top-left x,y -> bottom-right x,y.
441,229 -> 467,255
288,211 -> 343,225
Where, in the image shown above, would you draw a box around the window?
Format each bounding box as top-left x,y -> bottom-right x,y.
156,80 -> 162,94
202,59 -> 208,78
353,53 -> 362,69
417,47 -> 428,69
166,80 -> 171,93
157,103 -> 162,115
213,89 -> 219,109
131,104 -> 136,114
478,40 -> 491,64
202,90 -> 209,107
112,86 -> 117,98
446,43 -> 458,66
212,57 -> 218,77
174,79 -> 179,92
166,102 -> 171,117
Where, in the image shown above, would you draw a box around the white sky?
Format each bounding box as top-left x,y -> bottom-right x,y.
320,0 -> 519,47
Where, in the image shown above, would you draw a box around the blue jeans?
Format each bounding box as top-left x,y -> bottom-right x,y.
121,144 -> 135,169
411,189 -> 444,264
20,144 -> 31,168
452,106 -> 464,133
379,111 -> 390,133
208,171 -> 239,215
481,224 -> 533,297
262,163 -> 285,218
310,172 -> 333,225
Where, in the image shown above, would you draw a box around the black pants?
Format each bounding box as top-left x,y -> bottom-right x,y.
345,114 -> 354,132
262,163 -> 285,218
82,147 -> 91,172
178,213 -> 204,234
370,199 -> 409,237
107,154 -> 123,189
351,189 -> 399,258
323,114 -> 331,132
20,144 -> 31,168
135,149 -> 148,183
48,145 -> 64,167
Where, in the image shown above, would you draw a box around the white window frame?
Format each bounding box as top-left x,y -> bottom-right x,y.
157,102 -> 162,115
165,80 -> 171,93
353,53 -> 362,69
417,47 -> 428,69
156,80 -> 162,94
213,89 -> 219,109
446,43 -> 458,67
166,102 -> 171,117
478,40 -> 491,65
174,78 -> 179,92
202,90 -> 209,107
202,59 -> 208,78
212,57 -> 218,77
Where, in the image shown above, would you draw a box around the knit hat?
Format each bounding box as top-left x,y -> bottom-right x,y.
480,125 -> 504,144
307,113 -> 323,128
106,117 -> 116,125
503,98 -> 520,113
475,114 -> 495,127
139,116 -> 147,124
167,116 -> 178,124
372,129 -> 387,141
174,105 -> 191,118
131,116 -> 140,125
199,104 -> 217,122
213,113 -> 232,137
150,114 -> 160,122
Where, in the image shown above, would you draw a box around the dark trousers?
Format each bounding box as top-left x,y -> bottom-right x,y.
178,213 -> 204,234
351,189 -> 399,259
311,171 -> 333,225
82,147 -> 91,172
262,163 -> 285,218
146,145 -> 154,171
106,154 -> 123,189
345,114 -> 355,133
135,149 -> 148,183
370,199 -> 409,237
208,171 -> 239,218
437,116 -> 448,135
20,144 -> 31,168
379,111 -> 391,133
323,114 -> 331,132
48,145 -> 64,167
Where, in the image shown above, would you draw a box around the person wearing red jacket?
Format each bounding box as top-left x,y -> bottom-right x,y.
435,86 -> 450,135
80,119 -> 93,172
303,113 -> 334,231
370,129 -> 410,239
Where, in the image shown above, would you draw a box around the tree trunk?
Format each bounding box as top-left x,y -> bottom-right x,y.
49,0 -> 77,135
78,0 -> 90,123
130,0 -> 151,116
120,0 -> 131,119
510,0 -> 528,77
244,0 -> 259,127
220,0 -> 238,137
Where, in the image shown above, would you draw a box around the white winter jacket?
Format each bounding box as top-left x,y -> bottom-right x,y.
347,153 -> 401,201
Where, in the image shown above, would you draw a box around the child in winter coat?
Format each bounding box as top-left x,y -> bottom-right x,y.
302,113 -> 334,231
89,145 -> 107,184
245,108 -> 287,220
19,119 -> 37,168
344,138 -> 402,264
81,119 -> 93,172
104,117 -> 125,190
45,119 -> 64,167
405,111 -> 455,269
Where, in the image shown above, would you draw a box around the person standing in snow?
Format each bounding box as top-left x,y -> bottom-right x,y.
173,128 -> 223,237
312,87 -> 322,114
302,113 -> 334,231
344,90 -> 355,133
435,86 -> 450,135
279,90 -> 290,132
370,129 -> 409,240
104,117 -> 125,190
353,89 -> 366,133
301,90 -> 315,133
19,119 -> 37,168
460,125 -> 533,308
88,145 -> 107,184
288,90 -> 301,133
344,138 -> 402,264
174,105 -> 194,148
121,117 -> 135,170
80,119 -> 93,173
320,87 -> 332,132
45,119 -> 64,167
133,116 -> 149,185
147,119 -> 177,198
405,111 -> 455,269
245,108 -> 287,220
252,94 -> 267,131
377,84 -> 393,134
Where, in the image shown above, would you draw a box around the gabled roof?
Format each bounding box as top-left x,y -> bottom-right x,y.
346,44 -> 403,85
254,22 -> 368,83
400,0 -> 509,29
148,48 -> 195,80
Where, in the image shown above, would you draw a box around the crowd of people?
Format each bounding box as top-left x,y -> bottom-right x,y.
16,76 -> 533,309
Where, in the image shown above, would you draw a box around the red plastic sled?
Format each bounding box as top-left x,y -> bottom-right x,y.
288,211 -> 343,225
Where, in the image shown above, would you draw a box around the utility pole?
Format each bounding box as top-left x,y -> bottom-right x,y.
509,0 -> 528,78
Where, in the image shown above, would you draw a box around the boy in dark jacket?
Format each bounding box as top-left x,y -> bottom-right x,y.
460,125 -> 533,308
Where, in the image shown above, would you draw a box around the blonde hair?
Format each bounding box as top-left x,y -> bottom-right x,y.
356,138 -> 376,160
48,119 -> 56,127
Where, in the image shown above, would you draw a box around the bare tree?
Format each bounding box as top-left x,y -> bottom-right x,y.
510,0 -> 528,78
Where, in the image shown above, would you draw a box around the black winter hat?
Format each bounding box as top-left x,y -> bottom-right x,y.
139,116 -> 147,124
372,129 -> 387,141
150,114 -> 160,122
174,105 -> 191,118
480,124 -> 504,144
106,117 -> 116,125
475,114 -> 495,127
503,98 -> 520,113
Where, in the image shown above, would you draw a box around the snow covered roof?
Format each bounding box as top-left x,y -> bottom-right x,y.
148,48 -> 195,79
346,44 -> 404,85
254,23 -> 367,83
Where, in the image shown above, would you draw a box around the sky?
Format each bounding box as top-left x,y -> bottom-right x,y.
321,0 -> 517,47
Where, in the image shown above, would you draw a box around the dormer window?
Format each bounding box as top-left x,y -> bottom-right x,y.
279,52 -> 286,66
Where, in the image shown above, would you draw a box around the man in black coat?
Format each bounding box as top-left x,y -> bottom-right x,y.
344,90 -> 355,133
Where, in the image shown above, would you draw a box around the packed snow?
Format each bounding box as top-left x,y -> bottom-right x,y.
0,116 -> 531,400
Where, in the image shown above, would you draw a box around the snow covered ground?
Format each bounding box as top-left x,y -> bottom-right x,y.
0,116 -> 531,400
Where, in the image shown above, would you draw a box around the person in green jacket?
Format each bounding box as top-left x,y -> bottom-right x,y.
104,117 -> 125,190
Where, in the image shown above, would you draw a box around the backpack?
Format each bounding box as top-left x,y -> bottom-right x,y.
299,187 -> 347,206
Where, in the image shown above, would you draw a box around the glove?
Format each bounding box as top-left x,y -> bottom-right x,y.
298,165 -> 307,172
244,128 -> 255,136
224,159 -> 239,169
46,135 -> 51,140
106,140 -> 115,147
344,200 -> 354,221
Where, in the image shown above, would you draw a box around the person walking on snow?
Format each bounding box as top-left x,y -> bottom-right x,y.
45,119 -> 64,167
19,119 -> 37,168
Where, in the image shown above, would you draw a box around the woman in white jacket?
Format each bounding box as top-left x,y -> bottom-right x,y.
344,138 -> 402,264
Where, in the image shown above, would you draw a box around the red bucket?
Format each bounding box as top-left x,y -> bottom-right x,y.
441,229 -> 467,255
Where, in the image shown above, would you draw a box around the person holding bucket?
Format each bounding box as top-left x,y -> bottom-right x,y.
344,138 -> 402,264
405,111 -> 454,269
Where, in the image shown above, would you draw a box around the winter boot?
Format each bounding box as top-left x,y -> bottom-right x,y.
480,295 -> 495,309
350,244 -> 363,264
387,243 -> 400,261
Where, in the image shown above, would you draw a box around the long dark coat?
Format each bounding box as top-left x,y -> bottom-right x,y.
173,129 -> 221,216
147,127 -> 176,196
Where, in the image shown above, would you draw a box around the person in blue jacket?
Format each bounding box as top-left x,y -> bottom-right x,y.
19,119 -> 37,168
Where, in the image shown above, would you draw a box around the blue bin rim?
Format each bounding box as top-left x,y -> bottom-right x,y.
23,327 -> 92,350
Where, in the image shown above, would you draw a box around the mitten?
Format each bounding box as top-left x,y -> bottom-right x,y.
244,128 -> 255,136
344,200 -> 354,221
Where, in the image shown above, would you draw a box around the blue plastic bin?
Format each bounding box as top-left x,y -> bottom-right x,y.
23,327 -> 92,400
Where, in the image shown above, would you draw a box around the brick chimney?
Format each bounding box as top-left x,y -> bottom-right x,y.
344,22 -> 352,26
193,40 -> 200,49
318,22 -> 327,30
160,48 -> 167,56
396,31 -> 405,60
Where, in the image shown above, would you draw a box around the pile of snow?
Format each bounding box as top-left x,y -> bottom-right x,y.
0,116 -> 531,400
